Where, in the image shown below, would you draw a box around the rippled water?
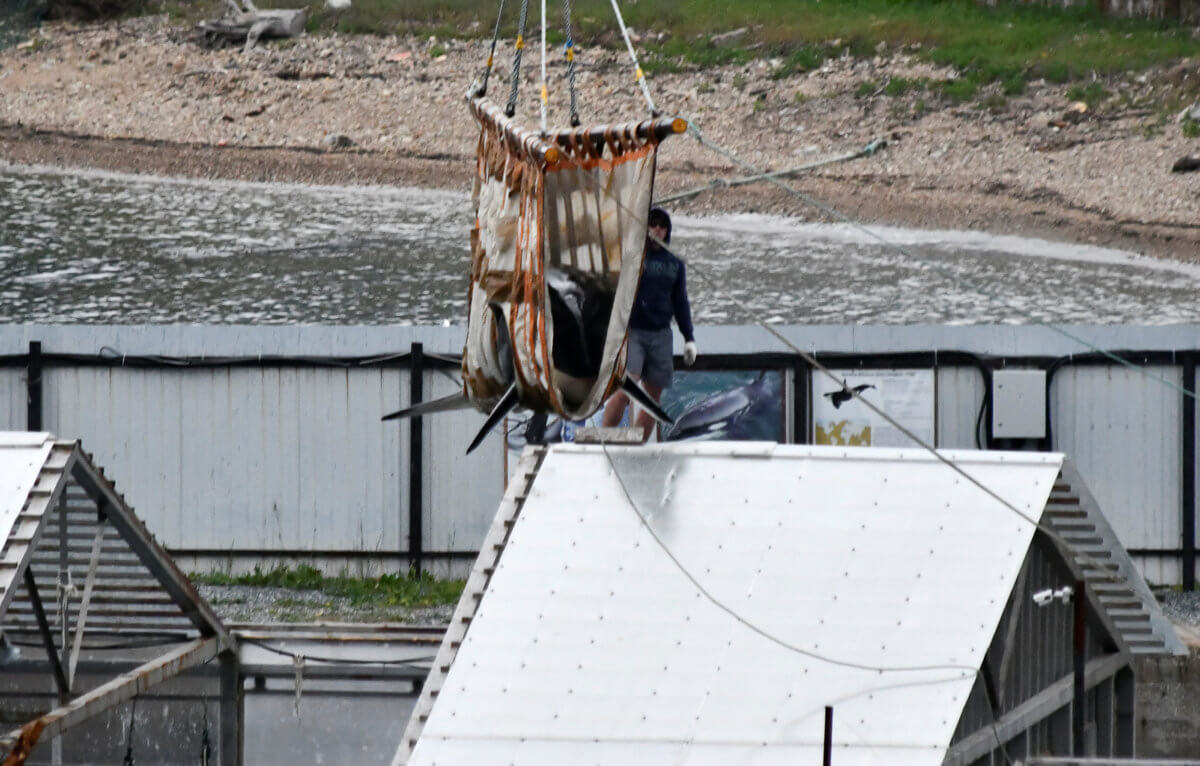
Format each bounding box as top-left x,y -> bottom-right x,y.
3,162 -> 1198,324
0,1 -> 39,51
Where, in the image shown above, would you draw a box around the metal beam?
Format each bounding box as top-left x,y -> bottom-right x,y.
0,637 -> 218,758
408,342 -> 424,574
218,650 -> 243,766
66,452 -> 231,649
67,521 -> 106,689
26,341 -> 42,431
23,568 -> 69,698
944,652 -> 1130,766
1183,354 -> 1196,591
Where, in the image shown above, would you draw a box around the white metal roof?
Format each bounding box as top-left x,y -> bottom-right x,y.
0,432 -> 54,544
408,443 -> 1065,765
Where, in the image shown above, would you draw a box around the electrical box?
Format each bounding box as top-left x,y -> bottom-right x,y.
991,369 -> 1046,439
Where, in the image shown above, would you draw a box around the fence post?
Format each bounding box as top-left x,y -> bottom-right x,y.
409,342 -> 424,574
27,341 -> 43,431
1183,354 -> 1196,591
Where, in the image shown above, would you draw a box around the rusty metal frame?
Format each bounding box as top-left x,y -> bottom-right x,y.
0,637 -> 219,760
1,439 -> 236,765
66,447 -> 231,650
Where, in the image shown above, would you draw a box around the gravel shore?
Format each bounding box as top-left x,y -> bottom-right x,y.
2,15 -> 1199,260
196,583 -> 456,625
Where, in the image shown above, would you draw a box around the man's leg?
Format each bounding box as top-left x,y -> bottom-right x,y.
632,381 -> 664,443
601,390 -> 630,427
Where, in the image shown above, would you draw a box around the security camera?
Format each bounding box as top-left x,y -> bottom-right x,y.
1032,585 -> 1074,607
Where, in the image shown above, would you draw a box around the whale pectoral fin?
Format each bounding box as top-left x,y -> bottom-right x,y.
467,383 -> 520,454
488,301 -> 515,384
382,391 -> 471,421
619,375 -> 675,426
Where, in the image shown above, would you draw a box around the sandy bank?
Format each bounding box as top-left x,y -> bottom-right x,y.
1,15 -> 1198,262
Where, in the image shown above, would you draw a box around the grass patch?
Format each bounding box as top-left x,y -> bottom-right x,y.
770,44 -> 825,79
1001,72 -> 1027,95
1184,118 -> 1200,138
226,0 -> 1194,83
191,564 -> 465,608
127,0 -> 1196,100
1066,80 -> 1110,104
939,76 -> 979,103
884,76 -> 925,97
855,79 -> 879,98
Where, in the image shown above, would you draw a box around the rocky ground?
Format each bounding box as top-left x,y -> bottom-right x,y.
196,582 -> 456,625
1,14 -> 1199,260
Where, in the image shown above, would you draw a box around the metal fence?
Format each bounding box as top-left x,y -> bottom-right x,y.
1,325 -> 1196,587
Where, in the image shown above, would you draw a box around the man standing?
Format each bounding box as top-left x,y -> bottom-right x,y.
601,207 -> 698,441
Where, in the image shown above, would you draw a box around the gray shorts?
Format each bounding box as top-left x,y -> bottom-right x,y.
626,327 -> 674,389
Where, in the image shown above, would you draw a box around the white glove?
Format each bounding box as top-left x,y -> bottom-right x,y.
683,341 -> 698,367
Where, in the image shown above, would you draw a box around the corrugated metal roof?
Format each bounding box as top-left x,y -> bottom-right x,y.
407,443 -> 1065,765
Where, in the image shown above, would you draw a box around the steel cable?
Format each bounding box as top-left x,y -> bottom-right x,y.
505,0 -> 531,117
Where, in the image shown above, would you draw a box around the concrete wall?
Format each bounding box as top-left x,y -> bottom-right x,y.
1135,653 -> 1200,758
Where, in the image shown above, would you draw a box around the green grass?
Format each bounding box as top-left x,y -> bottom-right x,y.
133,0 -> 1197,101
191,564 -> 465,608
1184,118 -> 1200,138
1066,81 -> 1110,104
855,80 -> 880,98
939,76 -> 979,103
884,76 -> 924,97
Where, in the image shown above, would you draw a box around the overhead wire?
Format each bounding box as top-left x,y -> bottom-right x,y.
549,107 -> 1133,587
239,637 -> 435,668
683,120 -> 1198,404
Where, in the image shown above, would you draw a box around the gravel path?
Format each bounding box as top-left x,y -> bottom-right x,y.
1159,590 -> 1200,628
197,583 -> 455,626
1,15 -> 1198,260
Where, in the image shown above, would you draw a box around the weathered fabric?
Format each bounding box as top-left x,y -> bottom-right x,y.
463,98 -> 661,421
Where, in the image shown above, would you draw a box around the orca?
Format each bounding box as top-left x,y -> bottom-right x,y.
384,266 -> 671,452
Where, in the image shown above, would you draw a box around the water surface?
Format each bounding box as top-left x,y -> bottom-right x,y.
3,163 -> 1197,325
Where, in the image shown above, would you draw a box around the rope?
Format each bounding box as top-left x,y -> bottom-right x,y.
539,0 -> 548,133
562,0 -> 580,126
683,119 -> 1199,403
607,0 -> 657,116
655,138 -> 886,206
476,0 -> 508,97
505,0 -> 531,117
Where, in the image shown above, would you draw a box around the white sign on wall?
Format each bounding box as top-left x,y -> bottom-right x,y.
812,368 -> 935,447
